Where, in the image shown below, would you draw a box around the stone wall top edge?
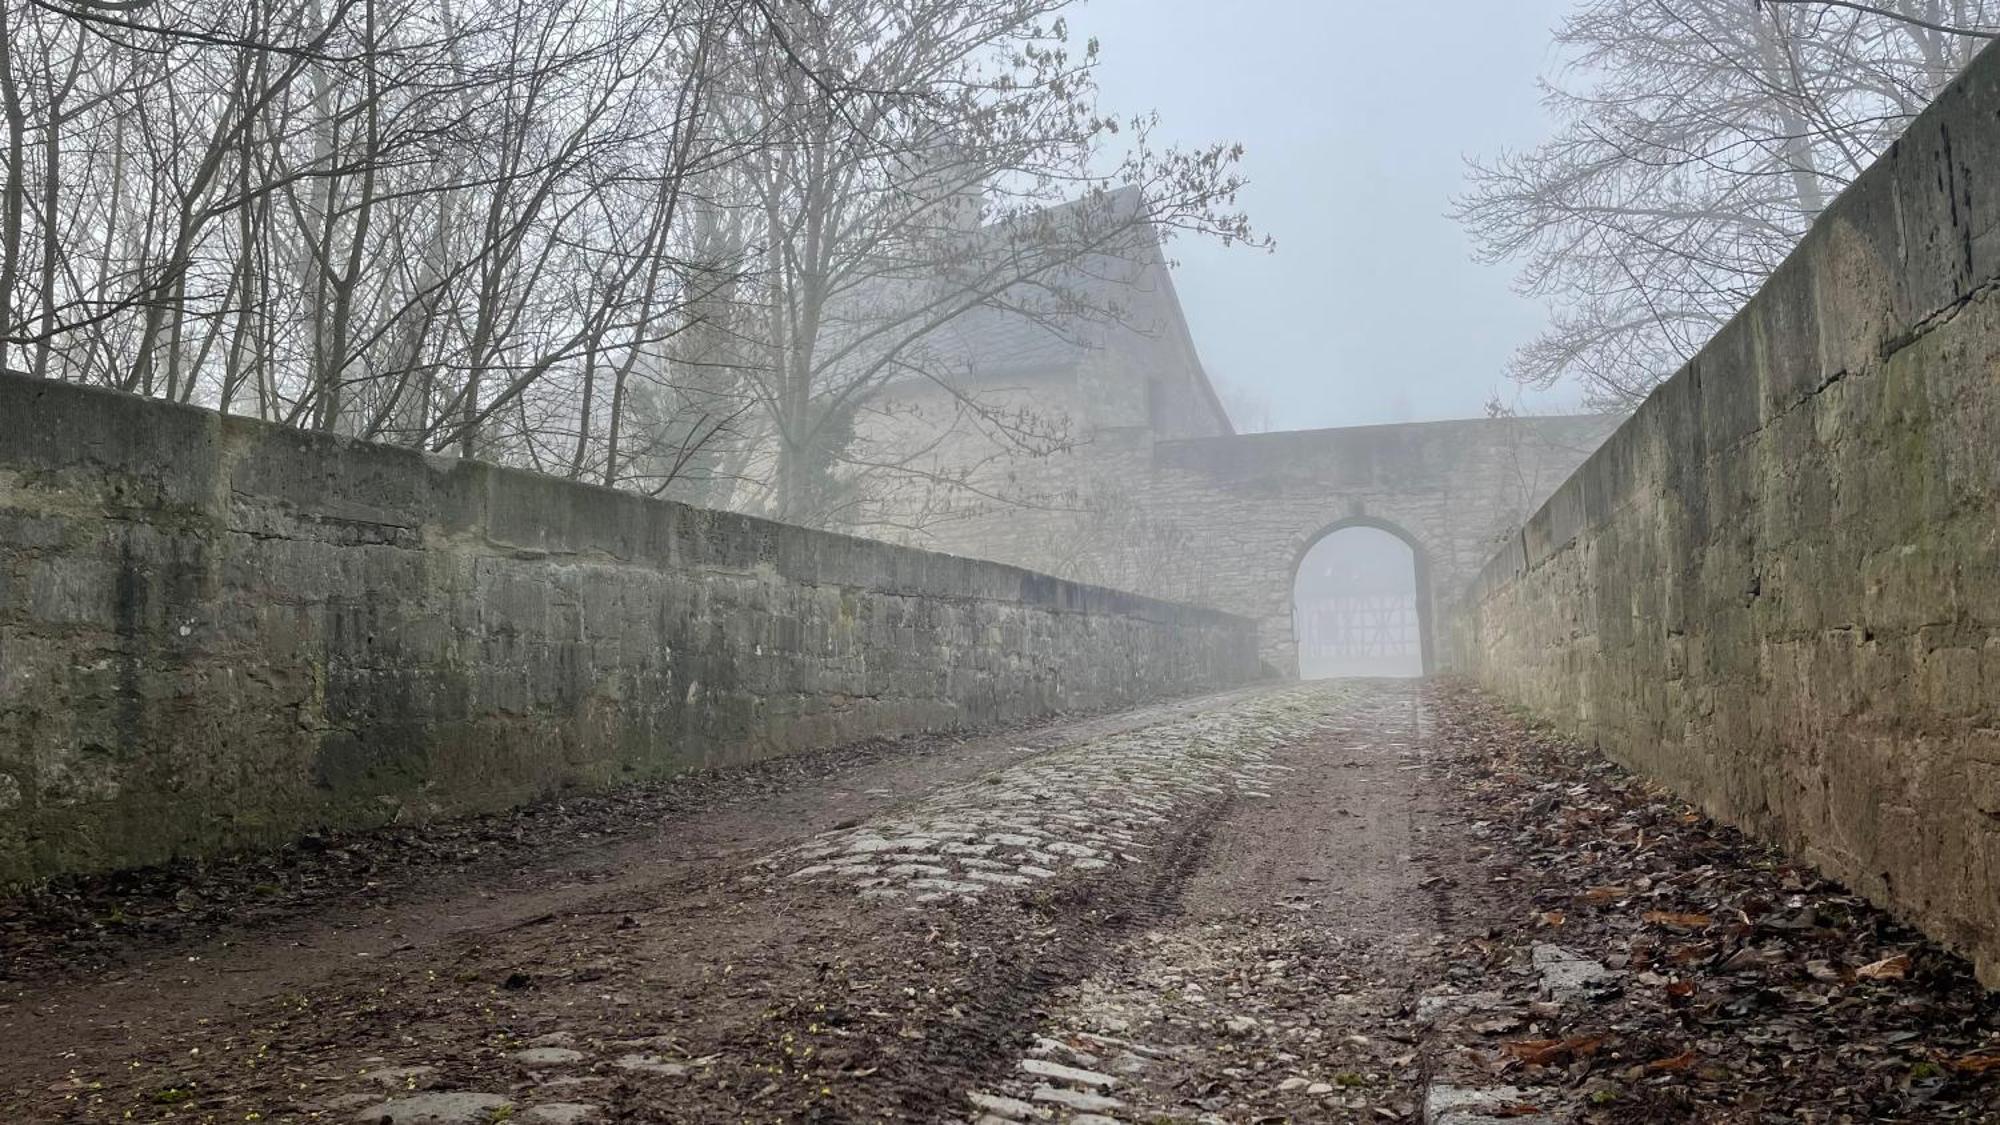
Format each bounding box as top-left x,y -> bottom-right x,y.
0,370 -> 1256,630
1153,413 -> 1624,456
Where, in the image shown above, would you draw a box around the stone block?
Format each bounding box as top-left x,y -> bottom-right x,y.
0,369 -> 1261,885
1455,39 -> 2000,988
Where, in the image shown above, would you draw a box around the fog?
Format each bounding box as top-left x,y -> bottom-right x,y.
1293,526 -> 1424,680
1072,0 -> 1584,430
3,2 -> 1998,1117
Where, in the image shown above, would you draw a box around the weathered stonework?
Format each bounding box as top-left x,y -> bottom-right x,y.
1454,43 -> 2000,983
0,374 -> 1260,884
911,415 -> 1622,674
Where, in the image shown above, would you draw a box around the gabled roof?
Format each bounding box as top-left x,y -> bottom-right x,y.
886,186 -> 1234,435
922,301 -> 1089,377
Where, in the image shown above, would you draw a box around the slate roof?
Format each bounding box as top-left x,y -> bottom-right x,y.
921,301 -> 1093,377
844,185 -> 1233,434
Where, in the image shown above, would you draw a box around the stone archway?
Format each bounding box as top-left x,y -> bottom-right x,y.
1287,516 -> 1436,678
902,415 -> 1626,678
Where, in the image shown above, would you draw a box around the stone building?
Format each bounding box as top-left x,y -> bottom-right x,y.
860,190 -> 1621,675
836,186 -> 1236,543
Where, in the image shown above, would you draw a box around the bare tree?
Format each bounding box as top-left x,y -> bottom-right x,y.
0,0 -> 751,486
707,0 -> 1260,530
0,0 -> 1255,528
1454,0 -> 1999,409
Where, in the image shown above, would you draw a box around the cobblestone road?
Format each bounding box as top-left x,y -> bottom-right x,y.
762,687 -> 1325,902
5,681 -> 1996,1123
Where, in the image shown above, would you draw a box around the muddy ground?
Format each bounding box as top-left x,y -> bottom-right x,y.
1,681 -> 1996,1124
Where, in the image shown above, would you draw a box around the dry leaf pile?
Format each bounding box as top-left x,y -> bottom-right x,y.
1422,681 -> 2000,1122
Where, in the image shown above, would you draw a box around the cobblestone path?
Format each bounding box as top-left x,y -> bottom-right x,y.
763,689 -> 1317,902
5,681 -> 1996,1123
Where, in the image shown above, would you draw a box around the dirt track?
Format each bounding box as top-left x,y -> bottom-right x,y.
3,681 -> 1998,1124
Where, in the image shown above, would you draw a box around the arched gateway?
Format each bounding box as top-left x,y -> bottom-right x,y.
1292,517 -> 1431,678
912,413 -> 1623,678
1137,416 -> 1621,675
848,187 -> 1622,679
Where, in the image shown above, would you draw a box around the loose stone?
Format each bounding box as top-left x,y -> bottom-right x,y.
966,1091 -> 1051,1120
1018,1058 -> 1118,1087
612,1054 -> 689,1076
350,1092 -> 511,1123
520,1105 -> 602,1124
1028,1085 -> 1125,1112
366,1065 -> 439,1089
509,1047 -> 585,1066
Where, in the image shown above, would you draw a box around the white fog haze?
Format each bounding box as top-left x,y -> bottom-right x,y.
1293,525 -> 1423,680
1072,0 -> 1585,430
3,1 -> 1998,1116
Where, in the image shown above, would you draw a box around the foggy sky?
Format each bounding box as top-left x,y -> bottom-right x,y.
1072,0 -> 1587,431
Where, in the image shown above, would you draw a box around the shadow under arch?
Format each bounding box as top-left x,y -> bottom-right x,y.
1287,515 -> 1436,678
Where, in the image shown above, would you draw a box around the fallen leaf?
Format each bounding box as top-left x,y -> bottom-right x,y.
1642,911 -> 1713,930
1537,911 -> 1565,927
1648,1050 -> 1697,1071
1857,953 -> 1911,981
1948,1051 -> 2000,1074
1720,940 -> 1768,968
1505,1035 -> 1605,1066
1667,942 -> 1710,965
1581,886 -> 1626,904
1505,1039 -> 1564,1065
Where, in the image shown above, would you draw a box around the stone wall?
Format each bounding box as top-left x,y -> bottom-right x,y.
1453,42 -> 2000,984
910,414 -> 1622,673
0,373 -> 1261,885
